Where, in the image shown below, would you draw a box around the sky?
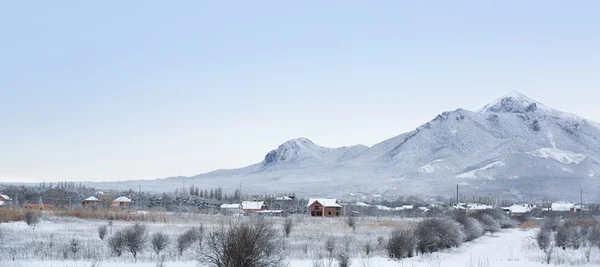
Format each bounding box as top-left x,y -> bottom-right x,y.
1,1 -> 599,183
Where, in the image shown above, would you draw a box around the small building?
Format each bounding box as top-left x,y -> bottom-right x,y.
220,203 -> 242,215
0,194 -> 12,207
510,204 -> 532,215
241,201 -> 267,213
22,204 -> 54,210
307,198 -> 341,217
83,196 -> 101,208
551,202 -> 575,212
111,196 -> 133,210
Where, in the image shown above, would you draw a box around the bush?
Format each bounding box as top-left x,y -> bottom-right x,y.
98,225 -> 108,240
542,217 -> 562,232
484,210 -> 518,229
69,238 -> 79,255
555,225 -> 580,250
283,218 -> 293,238
107,224 -> 149,259
346,216 -> 356,231
387,228 -> 417,259
177,227 -> 203,256
152,232 -> 170,255
200,219 -> 285,267
475,214 -> 500,235
23,211 -> 40,226
415,218 -> 463,254
108,231 -> 126,257
454,213 -> 484,242
337,251 -> 350,267
536,227 -> 553,264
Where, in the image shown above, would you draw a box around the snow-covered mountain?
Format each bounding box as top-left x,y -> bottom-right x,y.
90,91 -> 600,202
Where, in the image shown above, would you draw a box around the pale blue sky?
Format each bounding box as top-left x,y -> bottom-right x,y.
1,1 -> 599,182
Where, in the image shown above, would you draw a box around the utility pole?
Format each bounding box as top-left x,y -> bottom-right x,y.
580,188 -> 583,214
456,184 -> 459,206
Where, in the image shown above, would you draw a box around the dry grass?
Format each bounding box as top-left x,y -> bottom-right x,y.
53,208 -> 168,223
0,207 -> 25,223
519,221 -> 537,229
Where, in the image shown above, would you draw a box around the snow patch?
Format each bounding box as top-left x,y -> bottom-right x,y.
527,148 -> 586,164
547,132 -> 556,149
418,159 -> 445,173
456,161 -> 505,179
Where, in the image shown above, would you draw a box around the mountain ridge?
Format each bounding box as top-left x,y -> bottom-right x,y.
85,91 -> 600,202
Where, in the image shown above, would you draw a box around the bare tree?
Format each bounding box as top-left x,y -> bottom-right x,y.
23,211 -> 39,226
98,225 -> 108,240
387,228 -> 416,259
200,219 -> 285,267
536,227 -> 554,264
69,238 -> 79,255
346,216 -> 357,231
108,231 -> 126,257
283,218 -> 294,238
152,232 -> 170,255
124,224 -> 148,261
177,227 -> 202,256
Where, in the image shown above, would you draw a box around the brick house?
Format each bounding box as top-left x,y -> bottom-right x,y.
83,196 -> 101,208
111,196 -> 133,210
0,194 -> 12,207
22,204 -> 54,210
307,198 -> 341,217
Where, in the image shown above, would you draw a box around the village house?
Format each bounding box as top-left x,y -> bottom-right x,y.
111,196 -> 133,210
509,204 -> 533,215
220,203 -> 242,215
241,201 -> 267,213
551,202 -> 575,212
83,196 -> 101,208
22,204 -> 54,210
307,198 -> 341,217
0,194 -> 12,207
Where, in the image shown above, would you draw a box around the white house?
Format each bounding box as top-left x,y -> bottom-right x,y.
0,194 -> 12,207
220,203 -> 242,215
241,201 -> 267,213
509,204 -> 532,214
552,202 -> 575,212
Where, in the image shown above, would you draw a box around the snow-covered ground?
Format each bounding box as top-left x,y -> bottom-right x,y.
2,215 -> 599,267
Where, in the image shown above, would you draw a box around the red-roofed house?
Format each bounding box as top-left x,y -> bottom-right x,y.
307,198 -> 341,217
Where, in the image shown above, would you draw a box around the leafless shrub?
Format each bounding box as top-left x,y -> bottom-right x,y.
69,238 -> 79,255
363,242 -> 372,256
346,216 -> 357,231
23,211 -> 39,226
98,225 -> 107,240
555,225 -> 579,250
124,224 -> 148,260
152,232 -> 170,255
387,228 -> 416,259
283,218 -> 294,238
536,227 -> 553,264
475,214 -> 500,235
377,236 -> 384,247
108,231 -> 126,257
337,251 -> 350,267
156,255 -> 166,267
325,236 -> 336,257
455,213 -> 484,242
200,219 -> 285,267
177,227 -> 202,256
415,218 -> 463,254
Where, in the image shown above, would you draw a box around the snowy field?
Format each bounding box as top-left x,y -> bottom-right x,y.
0,214 -> 598,267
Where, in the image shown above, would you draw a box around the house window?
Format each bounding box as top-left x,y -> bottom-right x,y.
336,212 -> 339,216
328,212 -> 331,215
314,206 -> 320,210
